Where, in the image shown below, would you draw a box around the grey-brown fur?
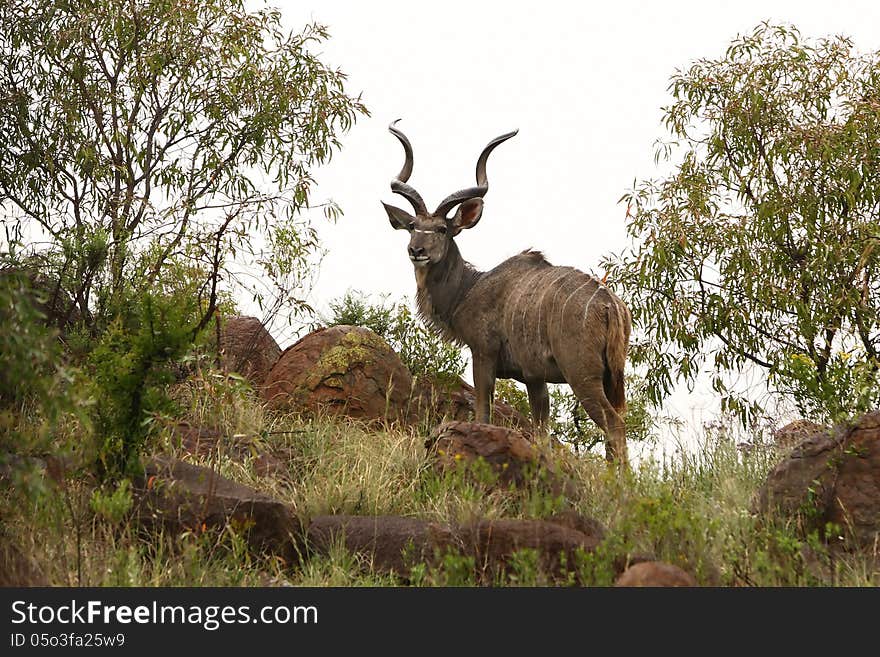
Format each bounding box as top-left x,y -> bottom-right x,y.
382,122 -> 631,463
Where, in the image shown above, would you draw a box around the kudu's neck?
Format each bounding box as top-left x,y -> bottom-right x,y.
416,240 -> 480,337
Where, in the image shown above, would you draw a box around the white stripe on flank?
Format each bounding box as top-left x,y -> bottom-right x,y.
520,268 -> 557,348
505,268 -> 544,341
547,269 -> 574,318
558,279 -> 594,325
582,284 -> 605,325
547,269 -> 579,339
535,269 -> 572,377
533,269 -> 570,344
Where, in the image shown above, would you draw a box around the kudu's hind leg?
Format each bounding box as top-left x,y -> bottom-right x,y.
568,375 -> 628,465
526,381 -> 550,431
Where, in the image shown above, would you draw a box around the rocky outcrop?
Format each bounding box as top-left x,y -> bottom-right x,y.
261,325 -> 534,428
756,411 -> 880,550
459,517 -> 602,580
220,316 -> 282,387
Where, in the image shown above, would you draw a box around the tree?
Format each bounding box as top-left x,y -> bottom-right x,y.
0,0 -> 367,335
605,23 -> 880,423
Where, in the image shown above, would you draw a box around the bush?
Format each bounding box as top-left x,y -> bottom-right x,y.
88,291 -> 197,478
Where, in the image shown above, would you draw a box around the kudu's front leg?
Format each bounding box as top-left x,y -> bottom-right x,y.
472,354 -> 496,424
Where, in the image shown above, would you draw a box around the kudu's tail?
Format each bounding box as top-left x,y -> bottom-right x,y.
603,298 -> 630,413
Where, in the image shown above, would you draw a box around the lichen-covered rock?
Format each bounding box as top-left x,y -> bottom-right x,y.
615,561 -> 697,587
262,325 -> 416,424
220,316 -> 281,387
756,411 -> 880,550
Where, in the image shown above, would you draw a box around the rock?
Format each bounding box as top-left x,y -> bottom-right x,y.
262,325 -> 416,424
301,514 -> 602,582
615,561 -> 697,587
425,420 -> 562,492
134,456 -> 298,559
304,515 -> 452,574
773,419 -> 827,451
220,316 -> 282,387
260,324 -> 532,428
756,411 -> 880,550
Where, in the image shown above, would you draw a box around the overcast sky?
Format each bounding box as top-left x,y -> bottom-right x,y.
257,0 -> 880,441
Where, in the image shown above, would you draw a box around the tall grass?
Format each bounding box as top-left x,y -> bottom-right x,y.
2,371 -> 877,586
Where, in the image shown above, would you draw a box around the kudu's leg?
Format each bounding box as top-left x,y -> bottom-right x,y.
472,354 -> 496,424
526,381 -> 550,430
568,375 -> 628,466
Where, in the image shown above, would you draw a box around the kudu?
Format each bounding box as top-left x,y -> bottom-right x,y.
382,121 -> 631,463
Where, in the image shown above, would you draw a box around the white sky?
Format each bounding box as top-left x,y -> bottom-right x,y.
257,0 -> 880,447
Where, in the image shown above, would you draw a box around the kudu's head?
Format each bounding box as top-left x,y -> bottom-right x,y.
382,120 -> 517,268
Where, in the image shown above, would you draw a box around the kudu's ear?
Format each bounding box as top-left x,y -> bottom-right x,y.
382,201 -> 415,230
450,198 -> 484,235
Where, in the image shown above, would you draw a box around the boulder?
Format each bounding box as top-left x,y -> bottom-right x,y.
756,411 -> 880,549
133,456 -> 298,559
164,422 -> 292,481
262,325 -> 416,424
425,420 -> 563,492
615,561 -> 697,587
220,316 -> 281,387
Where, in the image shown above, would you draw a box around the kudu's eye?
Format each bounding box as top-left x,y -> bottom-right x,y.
408,221 -> 415,231
436,225 -> 447,235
